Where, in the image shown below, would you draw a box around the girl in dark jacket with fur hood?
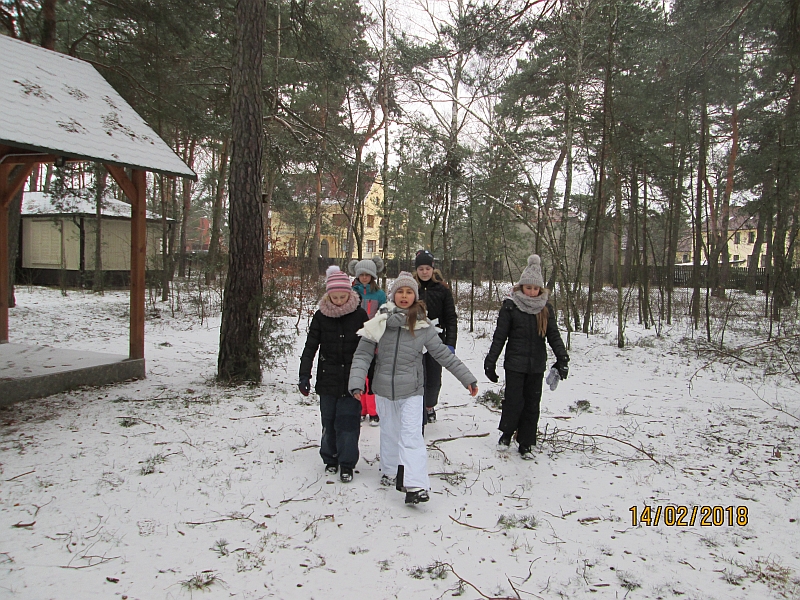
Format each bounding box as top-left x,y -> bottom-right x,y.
484,255 -> 570,460
299,266 -> 369,483
413,250 -> 458,424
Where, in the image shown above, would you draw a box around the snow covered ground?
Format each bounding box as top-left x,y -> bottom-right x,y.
1,285 -> 799,599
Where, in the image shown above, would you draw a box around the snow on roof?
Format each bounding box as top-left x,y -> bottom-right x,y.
22,190 -> 165,221
0,36 -> 195,179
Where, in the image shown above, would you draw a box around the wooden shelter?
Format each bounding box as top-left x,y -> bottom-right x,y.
0,35 -> 195,402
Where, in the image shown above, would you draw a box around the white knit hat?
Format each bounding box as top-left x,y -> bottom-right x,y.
517,254 -> 544,287
348,256 -> 385,279
389,271 -> 419,301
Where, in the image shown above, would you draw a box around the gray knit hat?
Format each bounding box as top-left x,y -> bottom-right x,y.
390,271 -> 419,301
348,256 -> 385,280
517,254 -> 544,287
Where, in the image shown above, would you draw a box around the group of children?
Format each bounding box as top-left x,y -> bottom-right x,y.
298,251 -> 569,504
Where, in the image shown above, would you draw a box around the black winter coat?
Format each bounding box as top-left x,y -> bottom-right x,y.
418,279 -> 458,347
484,300 -> 568,374
299,306 -> 369,397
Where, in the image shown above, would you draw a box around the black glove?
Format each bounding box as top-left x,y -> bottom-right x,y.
298,376 -> 311,396
484,364 -> 499,383
554,358 -> 569,381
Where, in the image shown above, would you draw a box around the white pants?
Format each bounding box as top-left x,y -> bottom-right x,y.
376,394 -> 430,490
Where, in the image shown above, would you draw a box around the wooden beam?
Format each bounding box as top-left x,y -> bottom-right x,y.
1,163 -> 36,208
106,164 -> 137,206
0,154 -> 59,166
0,162 -> 38,342
129,169 -> 146,361
0,164 -> 10,343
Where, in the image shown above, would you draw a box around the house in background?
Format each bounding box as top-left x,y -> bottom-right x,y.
271,177 -> 384,260
674,207 -> 797,268
19,190 -> 168,287
186,216 -> 211,252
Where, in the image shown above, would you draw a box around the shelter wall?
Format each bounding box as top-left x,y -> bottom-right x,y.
83,219 -> 162,271
22,218 -> 80,269
22,217 -> 163,271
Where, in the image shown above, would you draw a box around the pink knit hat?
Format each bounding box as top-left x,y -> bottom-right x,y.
325,265 -> 351,293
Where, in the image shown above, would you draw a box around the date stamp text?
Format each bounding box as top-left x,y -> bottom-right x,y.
629,505 -> 748,527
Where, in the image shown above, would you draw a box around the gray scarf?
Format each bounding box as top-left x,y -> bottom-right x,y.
509,289 -> 549,314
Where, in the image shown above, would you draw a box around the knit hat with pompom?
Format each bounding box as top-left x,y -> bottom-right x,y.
389,271 -> 419,301
517,254 -> 544,288
348,256 -> 385,280
325,265 -> 352,294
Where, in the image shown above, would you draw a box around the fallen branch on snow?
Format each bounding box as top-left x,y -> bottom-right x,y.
5,469 -> 35,482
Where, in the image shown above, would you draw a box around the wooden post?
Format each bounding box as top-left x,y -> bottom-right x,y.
0,163 -> 9,343
130,169 -> 146,360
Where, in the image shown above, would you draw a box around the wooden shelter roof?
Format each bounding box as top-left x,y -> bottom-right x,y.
0,35 -> 195,179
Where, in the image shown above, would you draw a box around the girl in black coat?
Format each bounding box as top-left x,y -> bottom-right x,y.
299,266 -> 369,482
484,255 -> 569,459
413,250 -> 458,424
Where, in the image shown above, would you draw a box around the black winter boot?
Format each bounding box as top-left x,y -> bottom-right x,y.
404,488 -> 430,504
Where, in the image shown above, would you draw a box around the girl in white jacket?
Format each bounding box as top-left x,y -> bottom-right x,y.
349,271 -> 478,504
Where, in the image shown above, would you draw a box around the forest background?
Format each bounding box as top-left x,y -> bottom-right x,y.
2,0 -> 800,381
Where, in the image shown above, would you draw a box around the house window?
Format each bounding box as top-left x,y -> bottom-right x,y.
367,215 -> 375,228
748,231 -> 755,244
341,240 -> 349,254
366,240 -> 376,254
734,232 -> 741,245
761,255 -> 767,267
332,213 -> 348,227
733,255 -> 739,262
683,253 -> 689,263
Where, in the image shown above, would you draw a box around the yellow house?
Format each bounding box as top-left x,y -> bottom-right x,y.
272,177 -> 384,260
676,208 -> 797,268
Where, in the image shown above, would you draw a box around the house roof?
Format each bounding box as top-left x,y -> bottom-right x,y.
0,35 -> 195,180
22,190 -> 165,221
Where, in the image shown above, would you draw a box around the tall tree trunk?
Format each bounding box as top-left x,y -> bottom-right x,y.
666,109 -> 686,325
309,105 -> 328,262
380,0 -> 390,290
641,166 -> 651,329
624,166 -> 638,287
41,0 -> 56,50
771,73 -> 800,313
745,181 -> 767,295
218,0 -> 266,382
160,175 -> 172,301
539,146 -> 566,258
178,138 -> 196,278
583,11 -> 615,333
715,105 -> 738,299
692,90 -> 707,329
763,207 -> 774,319
93,164 -> 107,294
612,146 -> 624,348
312,166 -> 323,259
206,138 -> 229,284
